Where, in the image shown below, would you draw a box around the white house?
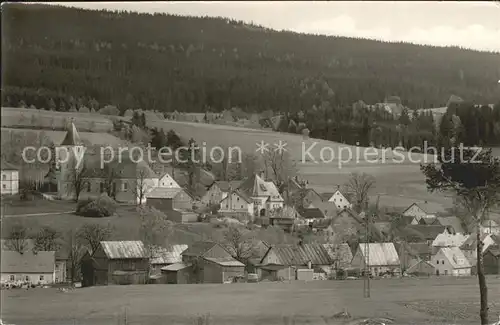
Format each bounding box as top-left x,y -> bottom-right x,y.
219,190 -> 254,215
432,233 -> 469,248
0,251 -> 56,285
201,180 -> 242,206
1,161 -> 19,195
237,173 -> 283,217
157,172 -> 181,189
432,247 -> 471,276
327,190 -> 352,209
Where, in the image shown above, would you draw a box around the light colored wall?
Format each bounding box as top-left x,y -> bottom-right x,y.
1,272 -> 55,284
55,261 -> 67,283
158,174 -> 180,189
219,192 -> 254,214
328,191 -> 351,209
432,250 -> 470,276
1,170 -> 19,195
403,205 -> 427,218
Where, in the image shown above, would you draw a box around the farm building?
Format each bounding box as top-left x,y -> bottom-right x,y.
308,201 -> 339,219
0,239 -> 68,283
269,205 -> 299,233
1,160 -> 19,195
400,224 -> 449,243
483,246 -> 500,274
434,216 -> 465,234
81,241 -> 149,286
351,243 -> 401,276
150,244 -> 188,276
201,180 -> 242,206
146,187 -> 194,212
432,247 -> 471,276
300,207 -> 326,224
406,260 -> 436,277
460,233 -> 497,261
157,172 -> 181,189
161,262 -> 192,284
410,215 -> 437,225
258,243 -> 334,281
0,251 -> 56,285
178,241 -> 244,284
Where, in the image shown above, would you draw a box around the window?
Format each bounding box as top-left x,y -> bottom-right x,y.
2,174 -> 6,180
25,276 -> 29,282
225,204 -> 228,208
9,275 -> 14,281
122,182 -> 128,191
100,182 -> 104,193
87,182 -> 91,192
170,182 -> 172,186
436,260 -> 439,264
340,198 -> 342,202
2,184 -> 5,189
444,270 -> 448,275
237,197 -> 239,201
241,205 -> 243,208
40,275 -> 44,281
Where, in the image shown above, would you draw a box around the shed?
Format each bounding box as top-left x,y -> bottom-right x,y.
351,243 -> 401,276
161,262 -> 192,284
484,246 -> 500,275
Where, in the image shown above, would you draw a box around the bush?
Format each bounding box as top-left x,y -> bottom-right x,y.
75,194 -> 117,217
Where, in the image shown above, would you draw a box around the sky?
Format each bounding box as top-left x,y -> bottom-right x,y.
49,1 -> 500,52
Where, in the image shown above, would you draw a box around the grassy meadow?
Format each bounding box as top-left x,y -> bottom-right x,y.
2,276 -> 500,325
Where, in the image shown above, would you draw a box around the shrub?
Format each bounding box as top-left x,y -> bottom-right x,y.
76,194 -> 117,217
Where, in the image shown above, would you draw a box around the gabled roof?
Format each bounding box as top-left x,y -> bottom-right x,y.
402,225 -> 447,241
204,256 -> 245,267
181,241 -> 220,257
0,239 -> 68,260
310,201 -> 339,217
0,251 -> 55,273
432,233 -> 469,248
261,243 -> 333,266
161,262 -> 191,271
438,247 -> 471,269
402,203 -> 428,216
312,218 -> 333,229
356,243 -> 400,267
321,192 -> 334,201
406,260 -> 436,274
150,244 -> 188,265
221,189 -> 252,204
301,207 -> 325,219
146,187 -> 183,199
100,241 -> 147,259
1,160 -> 19,171
436,217 -> 464,234
60,122 -> 83,146
238,174 -> 282,200
485,246 -> 500,257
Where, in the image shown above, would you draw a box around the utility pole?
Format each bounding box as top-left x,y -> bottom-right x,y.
363,213 -> 372,298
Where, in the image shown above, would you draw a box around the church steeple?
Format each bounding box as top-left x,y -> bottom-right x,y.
60,120 -> 82,146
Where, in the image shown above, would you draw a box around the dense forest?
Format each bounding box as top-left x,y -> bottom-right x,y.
1,3 -> 500,147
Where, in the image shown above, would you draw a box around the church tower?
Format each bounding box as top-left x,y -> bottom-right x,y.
57,120 -> 85,199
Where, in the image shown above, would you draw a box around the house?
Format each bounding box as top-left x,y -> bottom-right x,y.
237,173 -> 284,217
311,218 -> 335,234
300,207 -> 326,225
201,180 -> 242,206
307,201 -> 339,219
1,160 -> 19,195
179,241 -> 244,283
57,123 -> 159,203
406,260 -> 436,277
435,216 -> 465,234
410,215 -> 437,225
157,172 -> 181,189
161,262 -> 192,284
150,244 -> 188,276
0,251 -> 56,285
81,241 -> 149,286
269,205 -> 298,233
327,189 -> 352,209
258,243 -> 334,281
146,187 -> 194,213
400,224 -> 449,243
460,233 -> 497,264
351,243 -> 401,276
283,177 -> 322,207
402,203 -> 429,218
432,247 -> 471,276
481,220 -> 500,235
0,239 -> 67,283
432,233 -> 469,248
483,246 -> 500,275
219,189 -> 254,216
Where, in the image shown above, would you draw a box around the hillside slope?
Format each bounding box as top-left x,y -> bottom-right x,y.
2,3 -> 500,113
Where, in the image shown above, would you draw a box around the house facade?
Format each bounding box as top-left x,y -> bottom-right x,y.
201,181 -> 242,206
146,187 -> 194,213
351,243 -> 401,276
432,247 -> 471,276
0,251 -> 56,285
1,161 -> 19,195
402,203 -> 428,218
483,246 -> 500,275
157,172 -> 181,189
406,260 -> 436,276
219,190 -> 254,215
81,241 -> 149,286
237,173 -> 284,217
327,190 -> 352,209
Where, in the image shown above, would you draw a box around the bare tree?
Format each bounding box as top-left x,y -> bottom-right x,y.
211,146 -> 242,181
33,226 -> 61,251
241,153 -> 259,180
138,206 -> 174,249
133,167 -> 154,205
344,172 -> 376,213
66,159 -> 90,202
421,147 -> 500,324
66,230 -> 86,285
76,223 -> 112,255
5,223 -> 30,253
262,150 -> 297,190
222,225 -> 257,263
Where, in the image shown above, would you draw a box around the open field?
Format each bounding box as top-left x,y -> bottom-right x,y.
1,127 -> 126,146
1,107 -> 114,132
1,198 -> 77,216
2,276 -> 500,325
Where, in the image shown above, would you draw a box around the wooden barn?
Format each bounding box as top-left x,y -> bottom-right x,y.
81,241 -> 149,286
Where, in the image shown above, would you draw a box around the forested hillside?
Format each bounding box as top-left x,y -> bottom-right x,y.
2,3 -> 500,114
